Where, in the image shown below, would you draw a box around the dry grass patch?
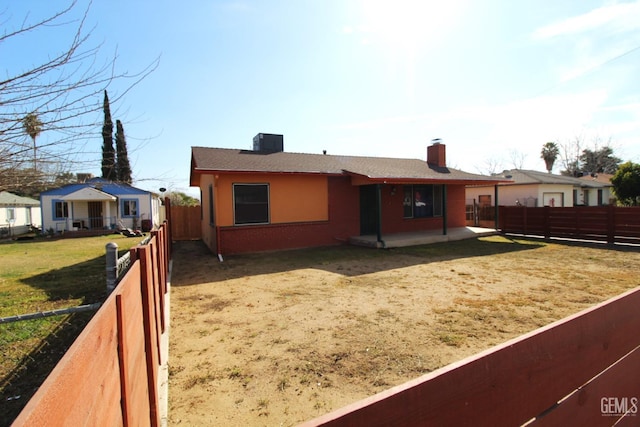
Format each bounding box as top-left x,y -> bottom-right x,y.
168,237 -> 640,426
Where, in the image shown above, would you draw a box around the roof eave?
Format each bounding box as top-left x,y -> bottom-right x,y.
345,171 -> 509,186
191,167 -> 342,176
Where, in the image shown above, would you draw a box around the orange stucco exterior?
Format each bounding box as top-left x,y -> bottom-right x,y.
211,173 -> 329,226
197,172 -> 472,255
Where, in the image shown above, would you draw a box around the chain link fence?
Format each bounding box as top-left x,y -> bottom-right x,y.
0,310 -> 95,426
0,241 -> 138,427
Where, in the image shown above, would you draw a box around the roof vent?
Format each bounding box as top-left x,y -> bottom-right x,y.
253,133 -> 284,153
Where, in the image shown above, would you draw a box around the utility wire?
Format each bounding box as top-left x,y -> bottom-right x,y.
534,43 -> 640,97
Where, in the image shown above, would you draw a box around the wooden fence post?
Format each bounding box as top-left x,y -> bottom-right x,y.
544,206 -> 551,240
151,230 -> 166,333
116,294 -> 132,427
137,245 -> 161,427
607,204 -> 615,244
106,242 -> 118,294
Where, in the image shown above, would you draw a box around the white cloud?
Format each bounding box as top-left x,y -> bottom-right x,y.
529,1 -> 640,99
487,91 -> 608,144
532,1 -> 640,39
330,90 -> 618,172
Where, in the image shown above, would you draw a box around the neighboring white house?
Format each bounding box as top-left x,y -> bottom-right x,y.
0,191 -> 42,238
578,173 -> 616,205
39,178 -> 161,233
466,169 -> 614,208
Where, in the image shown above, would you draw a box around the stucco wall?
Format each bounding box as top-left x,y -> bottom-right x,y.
198,174 -> 215,253
0,206 -> 41,236
198,175 -> 472,255
213,173 -> 329,226
217,176 -> 359,255
536,184 -> 573,207
467,184 -> 541,207
467,184 -> 582,207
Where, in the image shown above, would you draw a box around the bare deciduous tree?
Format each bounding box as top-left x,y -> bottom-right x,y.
476,157 -> 503,176
559,136 -> 583,176
0,1 -> 159,195
509,149 -> 527,170
558,135 -> 621,176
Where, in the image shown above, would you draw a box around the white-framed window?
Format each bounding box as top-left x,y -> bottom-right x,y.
233,183 -> 269,225
7,207 -> 16,222
121,199 -> 139,217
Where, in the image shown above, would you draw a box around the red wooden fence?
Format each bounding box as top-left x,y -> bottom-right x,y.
11,223 -> 170,427
169,205 -> 201,241
499,206 -> 640,245
301,286 -> 640,426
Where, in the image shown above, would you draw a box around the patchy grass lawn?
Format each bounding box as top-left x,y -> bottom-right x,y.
168,236 -> 640,426
0,234 -> 142,427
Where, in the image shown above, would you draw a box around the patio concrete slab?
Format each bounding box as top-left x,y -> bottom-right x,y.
349,227 -> 498,249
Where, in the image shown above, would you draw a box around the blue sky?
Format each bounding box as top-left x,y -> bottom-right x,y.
5,1 -> 640,197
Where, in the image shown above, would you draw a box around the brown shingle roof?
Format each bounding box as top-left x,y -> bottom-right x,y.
190,147 -> 505,185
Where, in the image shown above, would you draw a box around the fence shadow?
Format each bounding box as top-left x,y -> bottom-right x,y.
1,250 -> 128,426
18,255 -> 110,303
0,311 -> 94,427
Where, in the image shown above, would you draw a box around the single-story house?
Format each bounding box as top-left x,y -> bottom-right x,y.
190,134 -> 506,256
579,173 -> 616,204
0,191 -> 41,238
466,169 -> 614,208
39,178 -> 162,234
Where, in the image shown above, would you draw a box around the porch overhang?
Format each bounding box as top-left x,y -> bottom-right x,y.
344,171 -> 509,187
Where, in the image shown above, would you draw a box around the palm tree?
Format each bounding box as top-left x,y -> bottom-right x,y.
541,142 -> 559,174
23,113 -> 43,170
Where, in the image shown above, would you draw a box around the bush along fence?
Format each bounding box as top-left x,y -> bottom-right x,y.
499,205 -> 640,245
301,285 -> 640,426
10,222 -> 170,427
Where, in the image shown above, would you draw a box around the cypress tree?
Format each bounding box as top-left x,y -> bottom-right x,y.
101,90 -> 116,180
115,119 -> 132,184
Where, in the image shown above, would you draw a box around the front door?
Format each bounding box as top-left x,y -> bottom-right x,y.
359,185 -> 378,235
88,202 -> 103,229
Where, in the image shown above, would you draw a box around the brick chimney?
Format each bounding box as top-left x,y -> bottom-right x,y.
427,139 -> 446,167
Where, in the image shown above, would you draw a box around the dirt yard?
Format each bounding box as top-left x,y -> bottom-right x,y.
167,236 -> 640,426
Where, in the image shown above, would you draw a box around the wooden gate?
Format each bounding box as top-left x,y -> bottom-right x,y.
169,205 -> 201,240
